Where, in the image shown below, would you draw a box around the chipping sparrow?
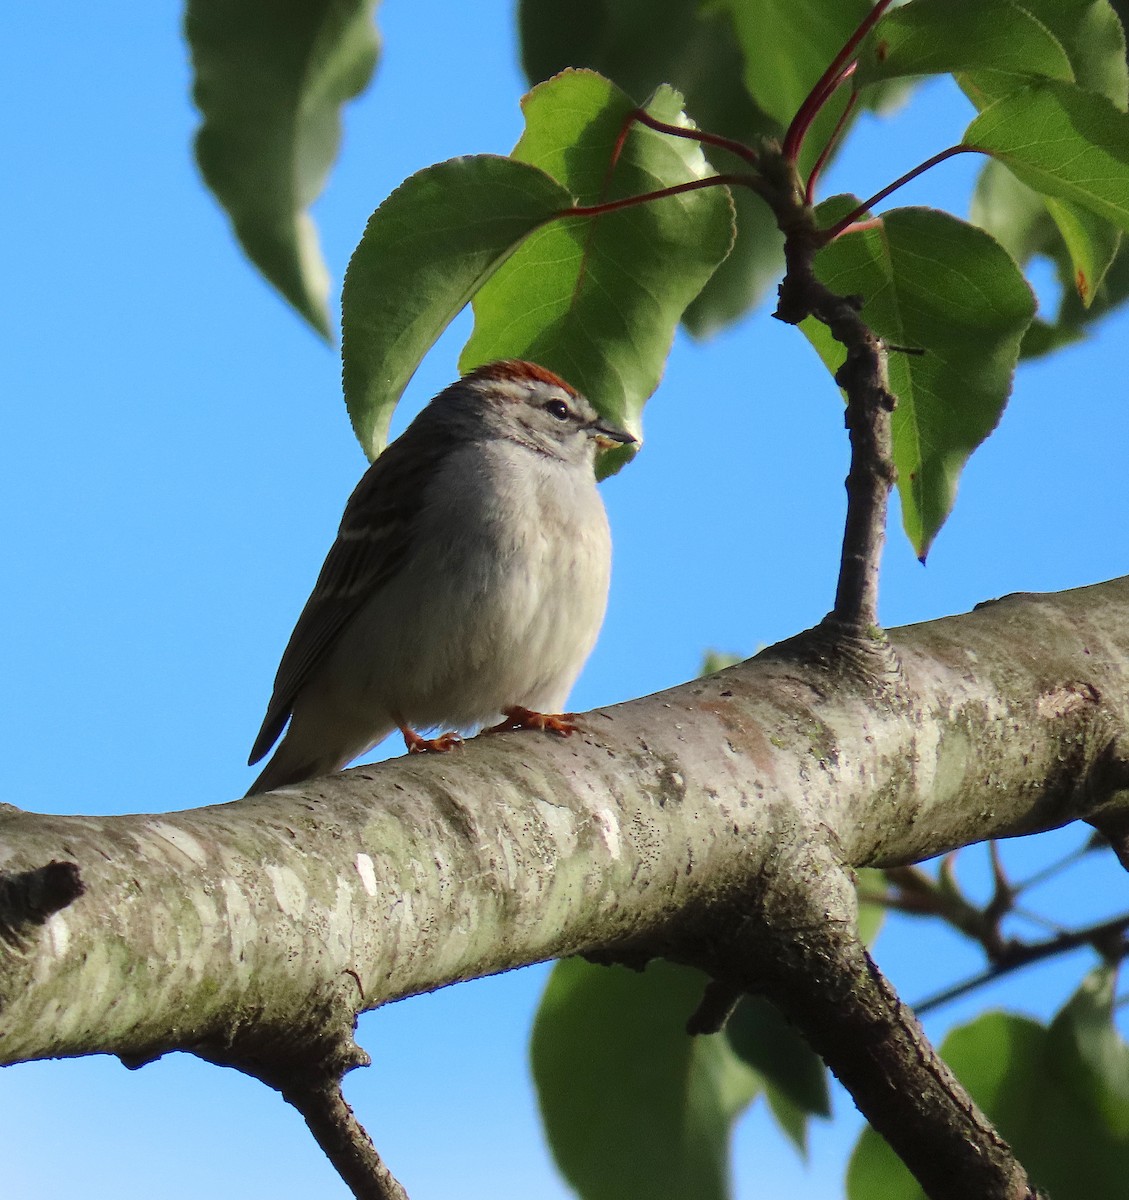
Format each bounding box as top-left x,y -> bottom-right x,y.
246,359 -> 635,795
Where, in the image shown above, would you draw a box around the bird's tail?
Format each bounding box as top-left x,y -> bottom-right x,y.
245,724 -> 394,796
245,743 -> 342,796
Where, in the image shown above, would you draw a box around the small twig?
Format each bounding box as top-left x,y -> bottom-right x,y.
805,83 -> 860,205
782,0 -> 896,162
686,978 -> 744,1035
558,172 -> 766,221
562,112 -> 898,633
762,139 -> 899,636
1015,842 -> 1100,894
915,912 -> 1129,1015
983,841 -> 1015,929
1009,906 -> 1069,936
820,145 -> 979,240
284,1073 -> 409,1200
622,107 -> 760,168
832,361 -> 895,630
885,858 -> 1008,957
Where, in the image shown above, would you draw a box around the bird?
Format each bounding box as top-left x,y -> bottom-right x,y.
246,359 -> 635,795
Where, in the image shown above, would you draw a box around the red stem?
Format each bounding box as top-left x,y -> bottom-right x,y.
782,0 -> 896,163
558,173 -> 759,221
626,108 -> 760,168
821,145 -> 978,241
589,110 -> 760,225
603,108 -> 641,187
804,84 -> 860,205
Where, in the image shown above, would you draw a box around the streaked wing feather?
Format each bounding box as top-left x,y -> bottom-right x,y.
248,413 -> 458,765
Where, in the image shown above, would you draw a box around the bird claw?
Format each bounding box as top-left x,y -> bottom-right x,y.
400,726 -> 464,754
485,706 -> 580,737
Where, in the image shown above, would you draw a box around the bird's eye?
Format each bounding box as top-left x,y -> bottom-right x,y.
545,398 -> 571,421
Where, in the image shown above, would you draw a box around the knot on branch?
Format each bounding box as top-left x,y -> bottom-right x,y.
197,1017 -> 371,1090
765,619 -> 903,693
0,861 -> 85,951
772,250 -> 821,326
835,345 -> 897,423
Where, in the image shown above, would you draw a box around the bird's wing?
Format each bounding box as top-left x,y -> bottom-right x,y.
248,416 -> 458,766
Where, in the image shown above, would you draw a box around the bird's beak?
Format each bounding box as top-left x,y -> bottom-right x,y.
591,419 -> 637,450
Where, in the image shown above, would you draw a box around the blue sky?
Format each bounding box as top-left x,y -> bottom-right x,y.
3,3 -> 1129,1198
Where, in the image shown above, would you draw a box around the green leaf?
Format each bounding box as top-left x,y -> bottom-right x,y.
1004,0 -> 1129,106
518,0 -> 784,335
856,0 -> 1075,88
341,156 -> 572,458
854,867 -> 887,946
1047,965 -> 1129,1137
804,203 -> 1035,559
701,650 -> 743,675
971,158 -> 1057,265
848,1006 -> 1129,1200
686,190 -> 785,338
1044,195 -> 1123,305
999,5 -> 1129,339
532,958 -> 759,1200
1114,1 -> 1129,65
187,0 -> 380,339
460,72 -> 735,473
725,996 -> 830,1152
1019,314 -> 1090,356
713,0 -> 873,128
959,0 -> 1129,114
959,13 -> 1127,318
1038,233 -> 1129,351
972,158 -> 1122,314
965,80 -> 1129,232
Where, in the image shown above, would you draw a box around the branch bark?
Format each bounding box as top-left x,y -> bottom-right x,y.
3,577 -> 1128,1198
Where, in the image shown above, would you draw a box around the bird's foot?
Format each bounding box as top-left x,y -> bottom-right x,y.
399,725 -> 464,754
485,706 -> 579,737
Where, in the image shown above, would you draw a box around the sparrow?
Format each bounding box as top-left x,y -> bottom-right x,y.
246,359 -> 635,794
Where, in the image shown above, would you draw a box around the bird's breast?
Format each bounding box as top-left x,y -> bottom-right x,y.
374,442 -> 612,725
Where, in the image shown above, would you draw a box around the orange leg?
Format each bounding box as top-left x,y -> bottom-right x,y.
484,706 -> 579,737
398,723 -> 464,754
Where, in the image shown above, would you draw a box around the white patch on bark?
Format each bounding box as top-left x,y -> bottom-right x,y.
265,863 -> 308,919
221,878 -> 254,958
45,912 -> 69,957
189,889 -> 219,934
145,821 -> 208,866
591,808 -> 621,858
354,852 -> 378,896
532,797 -> 578,856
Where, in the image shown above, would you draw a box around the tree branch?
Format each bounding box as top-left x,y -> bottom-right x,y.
684,852 -> 1044,1200
914,912 -> 1129,1015
282,1071 -> 408,1200
3,578 -> 1129,1197
773,210 -> 897,632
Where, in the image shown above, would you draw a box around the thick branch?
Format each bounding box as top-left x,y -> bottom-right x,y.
676,841 -> 1042,1200
3,578 -> 1129,1196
